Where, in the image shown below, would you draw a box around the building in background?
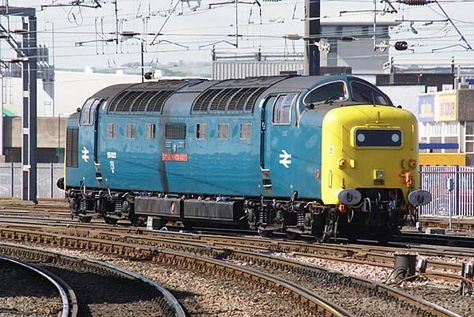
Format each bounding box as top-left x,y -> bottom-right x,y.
212,20 -> 398,80
0,70 -> 142,162
417,88 -> 474,166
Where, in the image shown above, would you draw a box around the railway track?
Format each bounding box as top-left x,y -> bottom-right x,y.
0,230 -> 350,317
0,199 -> 70,213
2,201 -> 474,248
0,255 -> 77,317
0,243 -> 186,317
0,223 -> 465,317
0,218 -> 470,280
2,200 -> 474,248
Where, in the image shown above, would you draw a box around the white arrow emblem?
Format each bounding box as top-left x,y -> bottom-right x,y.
279,150 -> 292,168
81,146 -> 90,162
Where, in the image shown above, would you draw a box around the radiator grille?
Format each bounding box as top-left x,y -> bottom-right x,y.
66,128 -> 79,167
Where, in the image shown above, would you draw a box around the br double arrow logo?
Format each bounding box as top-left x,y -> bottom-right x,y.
279,150 -> 292,168
81,146 -> 90,162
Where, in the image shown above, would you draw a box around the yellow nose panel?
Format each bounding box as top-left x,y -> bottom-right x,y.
321,105 -> 419,205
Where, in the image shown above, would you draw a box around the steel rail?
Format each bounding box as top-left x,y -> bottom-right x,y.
0,243 -> 187,317
156,250 -> 351,317
0,241 -> 348,317
224,249 -> 463,317
0,255 -> 78,317
0,223 -> 468,277
0,227 -> 464,317
2,207 -> 474,259
85,258 -> 187,317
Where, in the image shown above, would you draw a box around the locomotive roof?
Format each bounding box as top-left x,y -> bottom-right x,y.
87,75 -> 355,115
91,76 -> 331,99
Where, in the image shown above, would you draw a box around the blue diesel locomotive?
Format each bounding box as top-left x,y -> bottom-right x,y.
59,75 -> 431,240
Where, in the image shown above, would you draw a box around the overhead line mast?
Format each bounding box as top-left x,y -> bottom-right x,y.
0,6 -> 38,202
304,0 -> 320,76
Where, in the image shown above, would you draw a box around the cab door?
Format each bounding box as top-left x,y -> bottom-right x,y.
78,98 -> 103,187
260,93 -> 298,196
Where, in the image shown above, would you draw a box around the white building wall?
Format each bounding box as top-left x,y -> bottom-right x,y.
3,71 -> 141,117
378,85 -> 425,117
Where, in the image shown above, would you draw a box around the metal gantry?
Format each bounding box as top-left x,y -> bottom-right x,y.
304,0 -> 320,76
0,6 -> 38,202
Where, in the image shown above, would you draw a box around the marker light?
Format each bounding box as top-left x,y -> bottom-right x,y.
374,169 -> 384,180
409,159 -> 417,169
338,158 -> 347,169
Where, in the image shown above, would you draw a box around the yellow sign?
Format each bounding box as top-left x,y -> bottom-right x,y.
419,153 -> 466,166
434,91 -> 457,121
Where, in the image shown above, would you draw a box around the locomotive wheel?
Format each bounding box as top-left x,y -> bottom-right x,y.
104,217 -> 118,225
375,227 -> 394,244
79,215 -> 92,223
285,231 -> 300,240
319,233 -> 330,243
258,229 -> 273,238
130,216 -> 146,227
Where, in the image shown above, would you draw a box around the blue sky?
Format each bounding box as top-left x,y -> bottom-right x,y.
2,1 -> 474,69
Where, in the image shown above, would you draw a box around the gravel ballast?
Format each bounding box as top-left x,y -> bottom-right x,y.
0,261 -> 62,316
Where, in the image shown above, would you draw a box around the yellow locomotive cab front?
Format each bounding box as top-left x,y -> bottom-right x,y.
321,105 -> 431,222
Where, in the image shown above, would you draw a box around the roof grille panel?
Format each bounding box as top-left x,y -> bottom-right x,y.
107,91 -> 129,112
226,88 -> 245,111
116,91 -> 142,112
146,90 -> 174,112
132,91 -> 156,112
245,87 -> 267,111
231,88 -> 257,111
193,89 -> 221,112
210,88 -> 241,111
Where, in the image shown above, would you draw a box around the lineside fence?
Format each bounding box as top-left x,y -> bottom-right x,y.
1,163 -> 474,218
0,163 -> 64,199
419,165 -> 474,217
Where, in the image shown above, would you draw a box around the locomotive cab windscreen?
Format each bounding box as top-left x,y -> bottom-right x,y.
349,80 -> 392,106
303,81 -> 349,105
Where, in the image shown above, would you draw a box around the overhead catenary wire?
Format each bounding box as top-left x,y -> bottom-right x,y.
1,0 -> 474,68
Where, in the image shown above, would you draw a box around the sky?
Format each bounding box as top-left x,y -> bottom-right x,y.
1,0 -> 474,71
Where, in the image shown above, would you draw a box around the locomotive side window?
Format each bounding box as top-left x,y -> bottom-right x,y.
272,94 -> 296,125
350,81 -> 392,106
196,123 -> 207,140
126,124 -> 136,139
146,124 -> 156,139
218,123 -> 229,140
107,123 -> 116,139
165,123 -> 186,140
303,82 -> 347,105
240,123 -> 252,141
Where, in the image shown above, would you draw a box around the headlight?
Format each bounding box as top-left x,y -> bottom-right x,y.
391,133 -> 400,143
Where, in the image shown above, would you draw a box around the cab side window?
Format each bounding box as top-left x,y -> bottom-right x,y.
272,94 -> 296,125
80,99 -> 94,125
80,98 -> 101,125
303,82 -> 347,105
